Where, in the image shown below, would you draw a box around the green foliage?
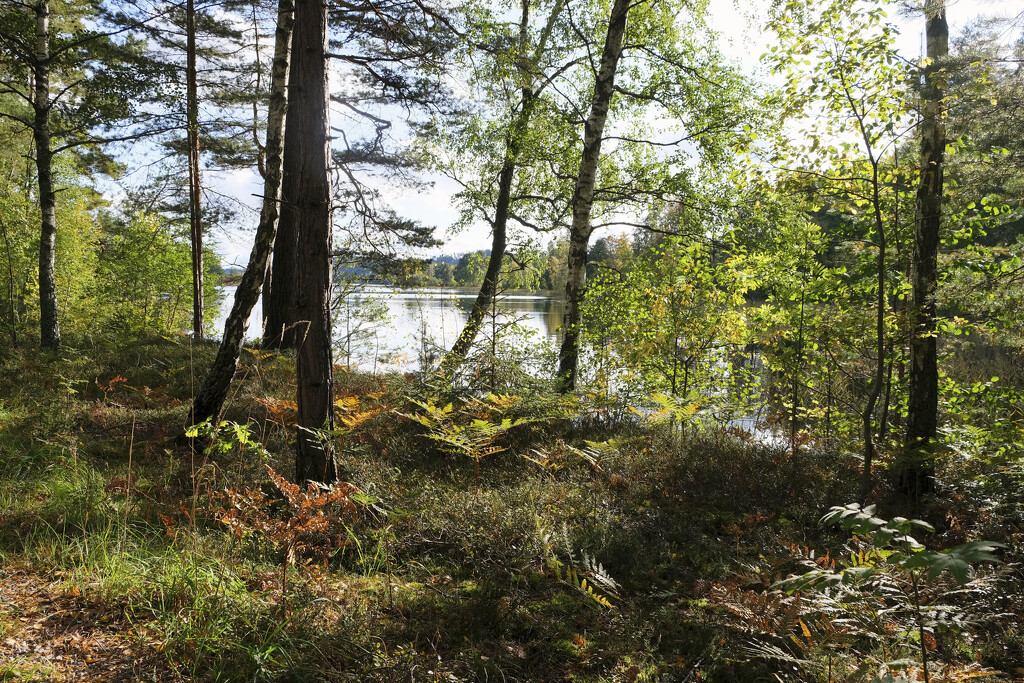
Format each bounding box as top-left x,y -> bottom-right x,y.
2,333 -> 1023,681
583,236 -> 755,418
405,394 -> 535,487
0,147 -> 119,344
333,279 -> 392,369
768,503 -> 1004,680
780,504 -> 1002,589
185,418 -> 271,461
4,0 -> 1024,678
0,0 -> 172,146
0,136 -> 215,342
756,0 -> 918,468
94,211 -> 221,336
541,524 -> 619,609
0,145 -> 39,345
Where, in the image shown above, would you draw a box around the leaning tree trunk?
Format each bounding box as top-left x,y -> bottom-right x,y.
903,1 -> 947,501
437,152 -> 515,377
556,0 -> 631,392
33,0 -> 59,351
290,0 -> 336,485
189,0 -> 293,426
437,0 -> 562,378
262,35 -> 305,350
186,0 -> 204,340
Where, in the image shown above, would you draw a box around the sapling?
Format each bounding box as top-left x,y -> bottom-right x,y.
777,503 -> 1004,682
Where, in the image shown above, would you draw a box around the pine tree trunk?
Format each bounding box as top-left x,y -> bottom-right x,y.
290,0 -> 336,485
903,2 -> 947,499
186,0 -> 204,340
557,0 -> 631,392
33,0 -> 59,351
189,0 -> 294,426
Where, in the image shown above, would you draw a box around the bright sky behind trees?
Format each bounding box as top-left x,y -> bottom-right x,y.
208,0 -> 1021,268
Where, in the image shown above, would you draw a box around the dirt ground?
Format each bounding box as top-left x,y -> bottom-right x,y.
0,569 -> 180,682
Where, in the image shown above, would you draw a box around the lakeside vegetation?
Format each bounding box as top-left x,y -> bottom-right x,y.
2,0 -> 1024,679
0,335 -> 1020,681
398,236 -> 631,293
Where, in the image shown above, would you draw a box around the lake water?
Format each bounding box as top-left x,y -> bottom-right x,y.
216,285 -> 565,373
215,285 -> 775,438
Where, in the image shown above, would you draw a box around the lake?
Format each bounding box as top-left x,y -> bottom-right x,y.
216,285 -> 566,373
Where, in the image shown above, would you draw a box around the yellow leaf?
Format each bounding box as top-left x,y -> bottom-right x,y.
799,618 -> 811,640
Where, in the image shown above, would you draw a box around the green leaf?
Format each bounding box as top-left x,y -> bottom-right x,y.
900,542 -> 1004,583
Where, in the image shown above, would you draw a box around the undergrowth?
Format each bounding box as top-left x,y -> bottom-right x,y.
0,334 -> 1020,681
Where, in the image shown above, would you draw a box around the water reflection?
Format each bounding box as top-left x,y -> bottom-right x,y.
216,285 -> 565,373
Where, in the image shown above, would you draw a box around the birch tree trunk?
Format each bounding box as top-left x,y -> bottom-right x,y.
860,158 -> 888,503
261,25 -> 305,350
189,0 -> 294,426
903,1 -> 947,499
437,152 -> 514,376
33,0 -> 60,351
186,0 -> 204,340
437,0 -> 562,378
556,0 -> 631,392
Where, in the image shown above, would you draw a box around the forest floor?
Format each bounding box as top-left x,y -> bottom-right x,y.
0,334 -> 1022,682
0,569 -> 179,681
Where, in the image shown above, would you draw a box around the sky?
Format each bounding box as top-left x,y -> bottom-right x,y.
212,0 -> 1022,269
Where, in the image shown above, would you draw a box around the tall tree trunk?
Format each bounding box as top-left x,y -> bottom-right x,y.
860,159 -> 887,504
903,1 -> 947,500
437,154 -> 514,376
262,20 -> 306,351
2,218 -> 17,347
556,0 -> 630,392
437,0 -> 562,377
189,0 -> 294,426
33,0 -> 59,351
186,0 -> 204,339
290,0 -> 336,485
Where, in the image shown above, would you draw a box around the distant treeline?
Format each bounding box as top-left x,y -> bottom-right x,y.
399,235 -> 633,292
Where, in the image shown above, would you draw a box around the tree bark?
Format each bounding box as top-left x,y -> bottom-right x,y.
289,0 -> 336,485
186,0 -> 204,340
437,0 -> 562,377
860,158 -> 887,504
33,0 -> 60,351
557,0 -> 631,392
903,1 -> 947,499
262,17 -> 306,350
437,153 -> 514,376
262,143 -> 301,347
189,0 -> 294,426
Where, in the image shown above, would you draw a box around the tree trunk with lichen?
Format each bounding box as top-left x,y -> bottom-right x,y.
34,0 -> 60,350
186,0 -> 204,340
902,1 -> 947,500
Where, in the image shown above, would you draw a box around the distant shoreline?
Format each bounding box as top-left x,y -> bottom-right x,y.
218,280 -> 565,300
